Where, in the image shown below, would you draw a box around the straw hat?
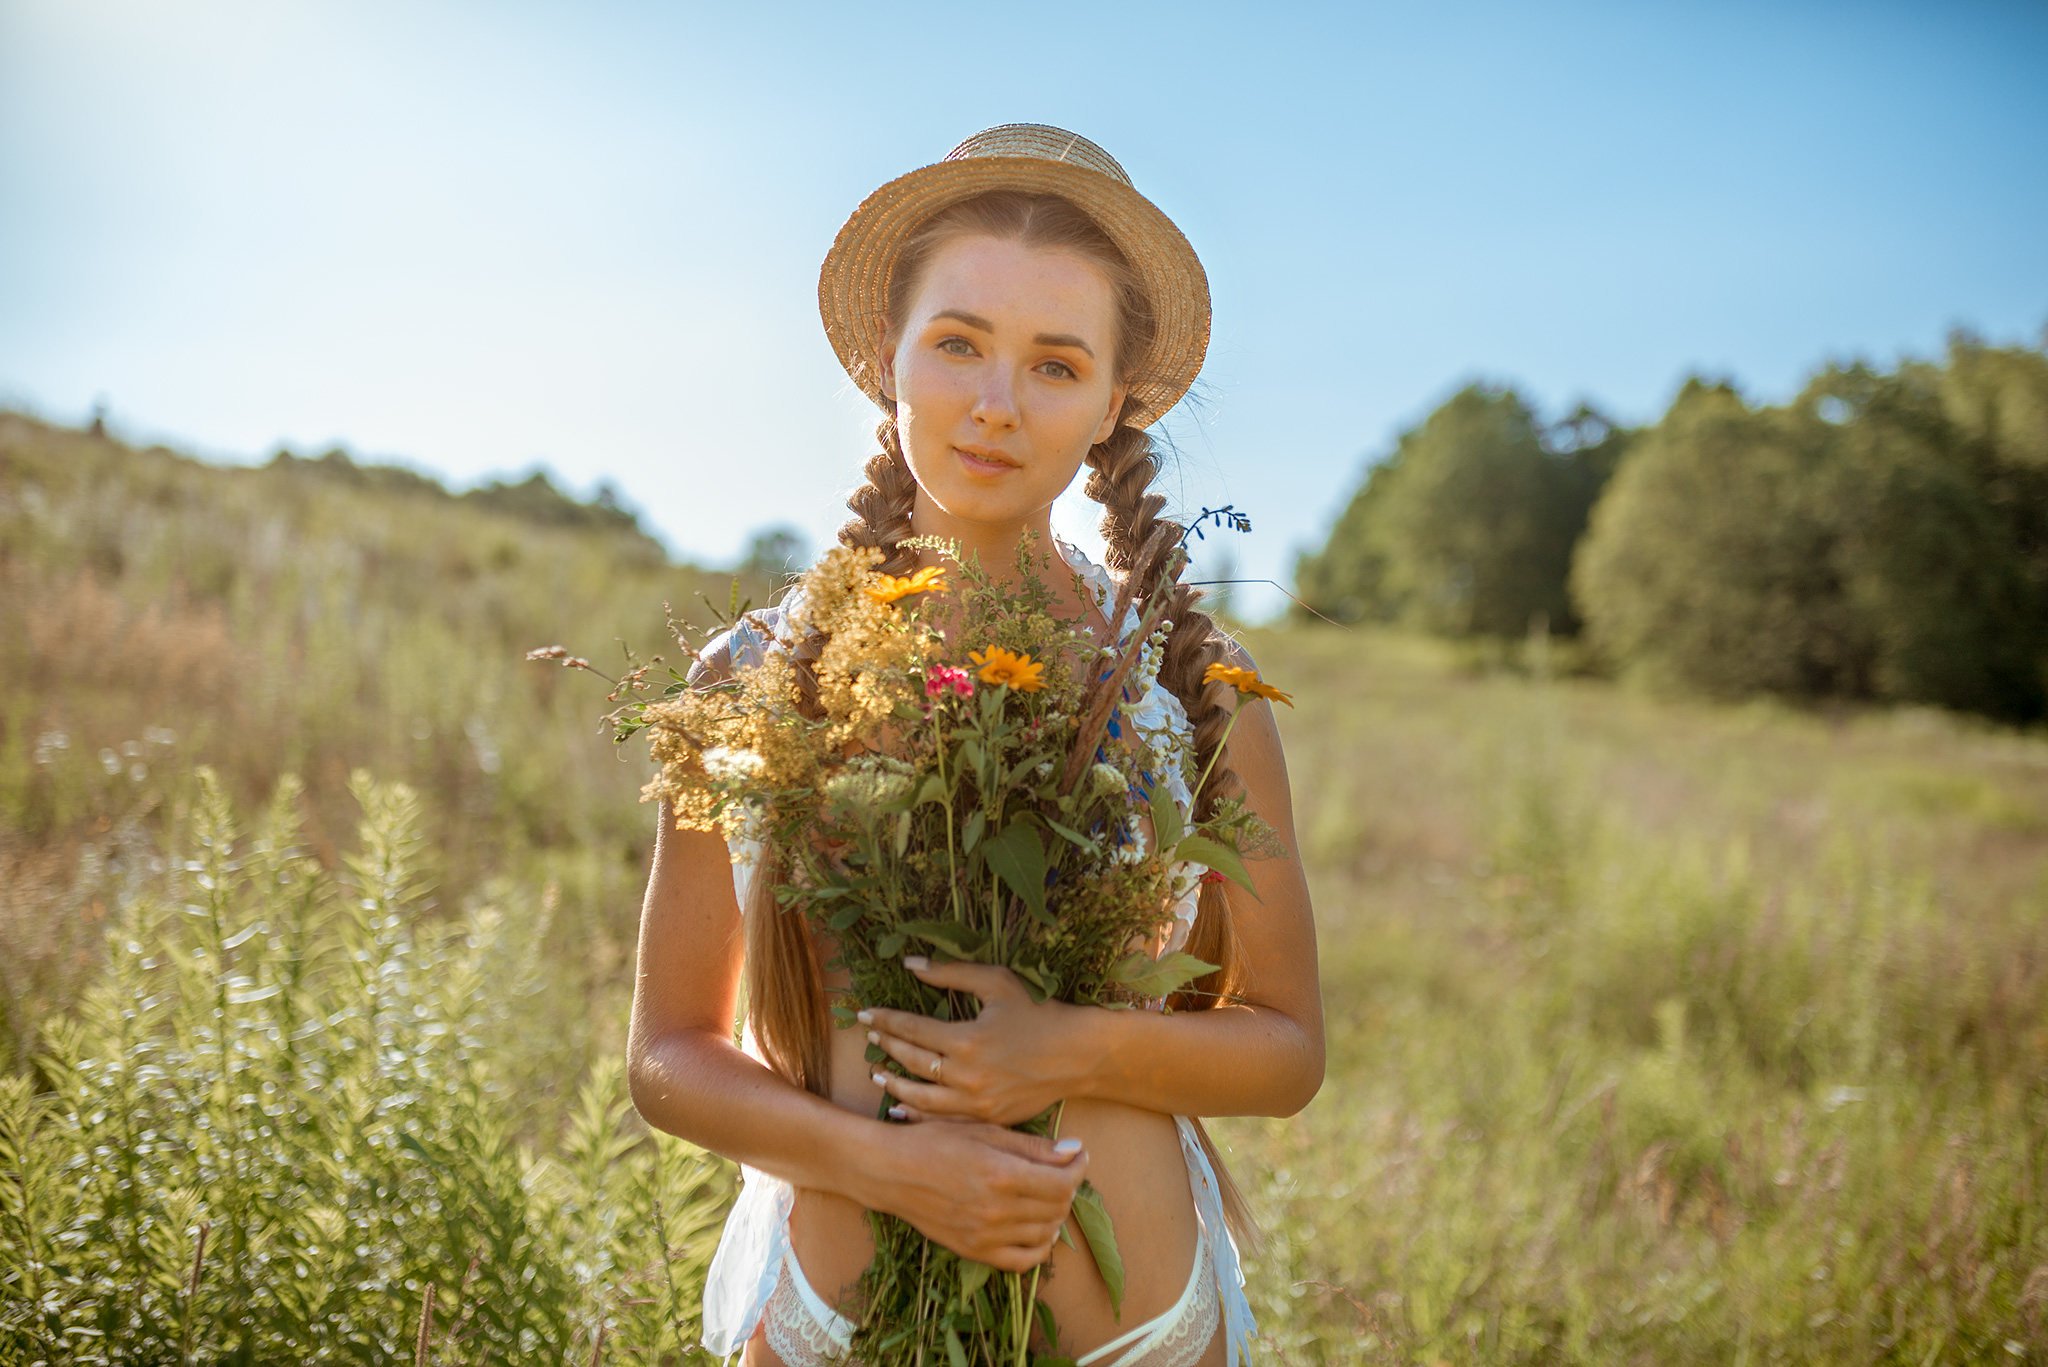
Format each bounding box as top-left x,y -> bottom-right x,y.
817,123 -> 1210,430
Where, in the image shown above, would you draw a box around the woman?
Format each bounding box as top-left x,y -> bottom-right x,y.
627,124 -> 1324,1366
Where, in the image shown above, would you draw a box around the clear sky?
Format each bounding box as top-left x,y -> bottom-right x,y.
4,0 -> 2044,619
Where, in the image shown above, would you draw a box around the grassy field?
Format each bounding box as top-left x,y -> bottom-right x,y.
1231,627 -> 2048,1362
3,414 -> 2045,1361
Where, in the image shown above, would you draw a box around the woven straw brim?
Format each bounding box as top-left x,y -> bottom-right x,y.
818,154 -> 1210,429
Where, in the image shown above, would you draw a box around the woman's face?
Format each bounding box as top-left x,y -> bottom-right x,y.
880,234 -> 1129,545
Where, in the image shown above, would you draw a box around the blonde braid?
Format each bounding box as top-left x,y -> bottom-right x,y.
1084,425 -> 1240,816
836,415 -> 920,577
743,416 -> 920,1098
1084,419 -> 1263,1252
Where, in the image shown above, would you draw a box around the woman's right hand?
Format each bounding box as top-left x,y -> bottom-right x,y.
861,1120 -> 1088,1272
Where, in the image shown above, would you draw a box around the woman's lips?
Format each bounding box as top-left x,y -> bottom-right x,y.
955,446 -> 1017,475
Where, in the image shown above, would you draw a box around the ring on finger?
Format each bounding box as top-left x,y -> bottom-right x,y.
929,1054 -> 943,1083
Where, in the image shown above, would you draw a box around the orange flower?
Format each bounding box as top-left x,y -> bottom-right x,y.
1203,661 -> 1294,707
865,565 -> 949,605
970,645 -> 1045,692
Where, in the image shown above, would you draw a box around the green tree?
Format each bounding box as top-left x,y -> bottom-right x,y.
1572,379 -> 1862,698
1297,384 -> 1607,636
1573,366 -> 2046,721
1294,454 -> 1403,624
1802,363 -> 2044,719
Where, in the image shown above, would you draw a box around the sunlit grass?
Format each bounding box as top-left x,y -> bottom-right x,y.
6,415 -> 2047,1360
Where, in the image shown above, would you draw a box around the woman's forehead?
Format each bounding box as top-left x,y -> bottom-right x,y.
904,235 -> 1118,340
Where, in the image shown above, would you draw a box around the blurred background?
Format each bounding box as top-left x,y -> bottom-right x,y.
3,1 -> 2046,1362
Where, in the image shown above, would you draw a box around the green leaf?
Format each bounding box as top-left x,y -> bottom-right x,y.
894,810 -> 911,858
875,932 -> 905,959
1148,781 -> 1185,851
958,1258 -> 992,1302
1044,818 -> 1095,850
1070,1180 -> 1125,1319
980,823 -> 1048,922
962,808 -> 986,853
945,1326 -> 968,1367
1107,950 -> 1221,999
1014,962 -> 1056,1001
915,774 -> 947,807
1173,835 -> 1254,893
826,903 -> 863,932
894,920 -> 990,960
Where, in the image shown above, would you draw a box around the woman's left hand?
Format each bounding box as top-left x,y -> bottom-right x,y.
859,956 -> 1091,1128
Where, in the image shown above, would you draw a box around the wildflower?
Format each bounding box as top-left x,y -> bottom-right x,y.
1200,869 -> 1229,885
1202,662 -> 1294,707
1088,762 -> 1126,799
866,565 -> 949,605
971,645 -> 1046,692
925,664 -> 975,699
701,746 -> 767,780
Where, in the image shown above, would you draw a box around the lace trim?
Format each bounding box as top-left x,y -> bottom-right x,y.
1139,1226 -> 1222,1367
761,1243 -> 854,1365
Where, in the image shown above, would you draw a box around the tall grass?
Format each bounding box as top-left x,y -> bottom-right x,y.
8,414 -> 2048,1360
1226,627 -> 2048,1362
0,410 -> 774,1079
0,768 -> 729,1363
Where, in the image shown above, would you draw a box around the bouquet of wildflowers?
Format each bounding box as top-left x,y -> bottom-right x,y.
538,530 -> 1284,1366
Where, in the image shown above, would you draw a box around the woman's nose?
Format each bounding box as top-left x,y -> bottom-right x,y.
970,368 -> 1020,430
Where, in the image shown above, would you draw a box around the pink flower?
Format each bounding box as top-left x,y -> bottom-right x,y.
1199,869 -> 1228,885
925,664 -> 975,699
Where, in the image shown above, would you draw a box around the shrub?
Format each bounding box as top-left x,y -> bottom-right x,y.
0,770 -> 729,1363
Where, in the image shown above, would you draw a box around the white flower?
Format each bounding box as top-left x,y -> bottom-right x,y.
702,746 -> 766,780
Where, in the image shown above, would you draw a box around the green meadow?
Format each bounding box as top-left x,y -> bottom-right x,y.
3,413 -> 2044,1361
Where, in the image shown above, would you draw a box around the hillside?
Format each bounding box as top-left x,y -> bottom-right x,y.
0,410 -> 778,1073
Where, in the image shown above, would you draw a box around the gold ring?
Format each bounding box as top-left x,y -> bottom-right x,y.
930,1056 -> 943,1083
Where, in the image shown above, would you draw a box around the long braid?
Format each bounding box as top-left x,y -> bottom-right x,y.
1084,419 -> 1263,1250
1084,425 -> 1241,820
744,415 -> 920,1098
836,415 -> 921,576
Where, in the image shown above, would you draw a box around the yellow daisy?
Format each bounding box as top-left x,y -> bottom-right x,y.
1203,661 -> 1294,707
864,565 -> 949,606
970,645 -> 1045,692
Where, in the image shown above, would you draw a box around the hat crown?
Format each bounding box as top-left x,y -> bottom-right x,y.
942,124 -> 1133,188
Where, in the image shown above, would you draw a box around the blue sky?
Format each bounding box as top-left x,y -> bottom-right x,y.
3,0 -> 2044,618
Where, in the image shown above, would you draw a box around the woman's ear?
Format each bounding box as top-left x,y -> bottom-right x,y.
877,344 -> 897,403
1092,382 -> 1131,446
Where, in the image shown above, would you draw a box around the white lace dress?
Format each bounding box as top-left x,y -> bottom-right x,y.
694,538 -> 1258,1364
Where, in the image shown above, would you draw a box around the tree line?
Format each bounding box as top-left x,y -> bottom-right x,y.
1294,331 -> 2048,724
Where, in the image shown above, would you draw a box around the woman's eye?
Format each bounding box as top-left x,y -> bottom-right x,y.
938,337 -> 975,356
1040,360 -> 1077,380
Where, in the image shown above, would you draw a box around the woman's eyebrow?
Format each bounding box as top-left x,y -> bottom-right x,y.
932,308 -> 1097,359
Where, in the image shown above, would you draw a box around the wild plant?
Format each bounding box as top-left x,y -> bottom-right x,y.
0,769 -> 730,1363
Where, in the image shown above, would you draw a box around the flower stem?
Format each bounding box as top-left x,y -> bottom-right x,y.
1017,1098 -> 1069,1364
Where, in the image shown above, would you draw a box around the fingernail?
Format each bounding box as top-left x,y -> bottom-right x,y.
856,1008 -> 874,1025
871,1071 -> 889,1088
1053,1137 -> 1083,1156
887,1105 -> 908,1121
865,1029 -> 880,1045
903,954 -> 929,970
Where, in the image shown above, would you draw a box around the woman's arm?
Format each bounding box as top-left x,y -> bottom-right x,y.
861,683 -> 1326,1122
627,798 -> 1094,1272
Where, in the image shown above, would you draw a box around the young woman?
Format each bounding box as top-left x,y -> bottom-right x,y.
627,124 -> 1324,1367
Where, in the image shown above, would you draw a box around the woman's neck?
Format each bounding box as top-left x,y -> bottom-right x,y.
904,492 -> 1117,647
906,497 -> 1063,591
